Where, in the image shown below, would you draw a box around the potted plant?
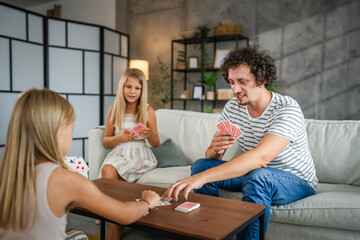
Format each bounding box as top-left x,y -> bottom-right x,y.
149,56 -> 182,109
267,80 -> 278,93
203,72 -> 217,100
195,25 -> 211,77
176,50 -> 186,69
203,105 -> 213,113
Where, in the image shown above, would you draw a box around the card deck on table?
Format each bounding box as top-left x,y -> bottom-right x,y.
217,121 -> 243,139
175,201 -> 200,213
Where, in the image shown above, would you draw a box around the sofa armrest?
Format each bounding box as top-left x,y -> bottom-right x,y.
88,127 -> 106,180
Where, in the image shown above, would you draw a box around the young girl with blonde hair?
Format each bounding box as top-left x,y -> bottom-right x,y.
100,68 -> 160,239
0,88 -> 160,240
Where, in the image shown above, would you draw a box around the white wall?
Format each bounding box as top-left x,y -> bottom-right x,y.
28,0 -> 117,29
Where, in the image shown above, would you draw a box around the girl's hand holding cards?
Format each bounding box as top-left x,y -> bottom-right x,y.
139,128 -> 151,139
119,132 -> 134,142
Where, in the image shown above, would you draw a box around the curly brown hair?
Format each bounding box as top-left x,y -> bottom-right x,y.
219,46 -> 277,88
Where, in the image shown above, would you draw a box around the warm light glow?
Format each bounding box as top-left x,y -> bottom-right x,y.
129,60 -> 149,80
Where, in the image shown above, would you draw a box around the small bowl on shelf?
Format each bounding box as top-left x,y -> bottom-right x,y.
180,31 -> 198,39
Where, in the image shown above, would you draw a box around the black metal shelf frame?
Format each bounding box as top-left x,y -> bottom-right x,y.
170,34 -> 249,112
0,2 -> 130,159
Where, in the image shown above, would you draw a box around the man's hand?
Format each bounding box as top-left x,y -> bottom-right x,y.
210,132 -> 235,155
162,174 -> 206,202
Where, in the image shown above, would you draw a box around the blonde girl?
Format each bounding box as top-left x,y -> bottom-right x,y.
0,88 -> 160,240
100,68 -> 160,239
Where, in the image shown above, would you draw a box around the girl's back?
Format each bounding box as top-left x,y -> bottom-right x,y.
0,162 -> 66,240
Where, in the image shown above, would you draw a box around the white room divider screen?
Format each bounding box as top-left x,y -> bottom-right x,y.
0,2 -> 129,163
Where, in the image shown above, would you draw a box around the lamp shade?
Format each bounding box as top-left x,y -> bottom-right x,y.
129,59 -> 149,80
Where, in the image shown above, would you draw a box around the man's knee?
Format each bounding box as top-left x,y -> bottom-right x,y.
191,158 -> 211,176
243,168 -> 272,186
242,168 -> 273,204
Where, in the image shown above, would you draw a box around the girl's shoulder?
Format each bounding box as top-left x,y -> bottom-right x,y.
147,105 -> 155,113
108,105 -> 114,114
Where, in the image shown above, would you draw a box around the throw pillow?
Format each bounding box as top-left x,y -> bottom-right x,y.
151,138 -> 188,168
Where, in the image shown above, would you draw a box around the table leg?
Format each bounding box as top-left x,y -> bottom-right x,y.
100,220 -> 105,240
259,211 -> 265,240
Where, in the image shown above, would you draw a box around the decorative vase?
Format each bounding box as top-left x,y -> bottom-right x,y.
206,91 -> 215,100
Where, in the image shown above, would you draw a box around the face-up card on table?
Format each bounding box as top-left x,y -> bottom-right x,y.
175,201 -> 200,213
136,198 -> 172,207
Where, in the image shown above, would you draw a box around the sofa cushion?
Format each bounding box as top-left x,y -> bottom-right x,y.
136,166 -> 191,188
220,183 -> 360,232
305,119 -> 360,186
151,138 -> 188,168
267,221 -> 360,240
155,109 -> 220,164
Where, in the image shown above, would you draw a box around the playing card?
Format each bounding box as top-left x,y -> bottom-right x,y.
230,124 -> 237,136
64,156 -> 77,168
175,201 -> 200,213
156,199 -> 172,206
233,126 -> 243,138
130,130 -> 140,139
64,156 -> 89,178
123,129 -> 132,135
136,198 -> 172,207
217,122 -> 228,132
132,123 -> 146,133
222,121 -> 231,131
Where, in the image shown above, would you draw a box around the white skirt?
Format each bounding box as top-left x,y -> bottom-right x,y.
99,140 -> 157,182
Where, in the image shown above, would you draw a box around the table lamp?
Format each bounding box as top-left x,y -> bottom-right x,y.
129,59 -> 149,80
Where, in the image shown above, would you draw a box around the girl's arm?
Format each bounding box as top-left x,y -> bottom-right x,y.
141,106 -> 160,147
103,106 -> 133,147
49,168 -> 160,225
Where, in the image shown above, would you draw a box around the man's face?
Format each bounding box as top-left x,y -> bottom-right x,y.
228,64 -> 263,106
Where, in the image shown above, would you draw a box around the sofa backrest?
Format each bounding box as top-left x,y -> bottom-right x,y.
305,119 -> 360,186
155,109 -> 360,186
155,109 -> 220,164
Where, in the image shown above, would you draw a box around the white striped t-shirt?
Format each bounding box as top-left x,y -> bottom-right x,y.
220,92 -> 318,189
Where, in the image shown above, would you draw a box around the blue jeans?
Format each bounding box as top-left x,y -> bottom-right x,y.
191,158 -> 315,240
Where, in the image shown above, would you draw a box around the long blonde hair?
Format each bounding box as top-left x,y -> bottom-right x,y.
0,88 -> 75,230
110,68 -> 148,130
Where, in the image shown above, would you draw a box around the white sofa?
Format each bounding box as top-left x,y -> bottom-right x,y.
89,109 -> 360,240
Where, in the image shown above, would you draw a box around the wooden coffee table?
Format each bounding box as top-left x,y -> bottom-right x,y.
70,178 -> 265,240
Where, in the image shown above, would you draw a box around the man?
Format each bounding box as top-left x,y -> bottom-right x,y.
163,46 -> 318,240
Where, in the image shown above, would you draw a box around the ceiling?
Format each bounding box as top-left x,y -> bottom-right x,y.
2,0 -> 57,8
